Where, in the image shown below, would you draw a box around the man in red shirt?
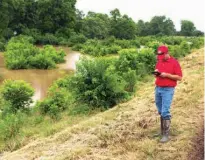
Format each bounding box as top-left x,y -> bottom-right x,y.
154,45 -> 182,143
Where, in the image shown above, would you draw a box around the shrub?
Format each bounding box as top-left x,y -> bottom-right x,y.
29,53 -> 56,69
0,37 -> 6,51
116,48 -> 139,73
0,112 -> 25,141
168,45 -> 184,58
22,28 -> 42,43
180,41 -> 191,55
68,57 -> 128,108
114,39 -> 134,49
37,84 -> 73,119
130,39 -> 141,48
67,104 -> 92,116
40,45 -> 66,63
136,48 -> 156,73
0,95 -> 5,110
0,80 -> 34,112
116,48 -> 155,79
122,69 -> 137,92
8,35 -> 35,44
37,33 -> 59,45
72,43 -> 84,51
146,41 -> 162,52
5,42 -> 39,69
188,37 -> 204,49
69,34 -> 87,45
108,45 -> 122,54
138,37 -> 152,45
5,38 -> 66,69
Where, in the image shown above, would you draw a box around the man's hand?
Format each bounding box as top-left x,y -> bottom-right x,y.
159,72 -> 168,78
159,72 -> 182,81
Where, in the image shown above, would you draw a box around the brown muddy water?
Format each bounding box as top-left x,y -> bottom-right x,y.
0,47 -> 80,104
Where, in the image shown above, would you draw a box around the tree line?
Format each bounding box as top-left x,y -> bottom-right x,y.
0,0 -> 204,42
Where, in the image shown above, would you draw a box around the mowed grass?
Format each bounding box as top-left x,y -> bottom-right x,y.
1,48 -> 204,160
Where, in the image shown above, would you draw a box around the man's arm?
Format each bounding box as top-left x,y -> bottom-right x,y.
160,72 -> 182,81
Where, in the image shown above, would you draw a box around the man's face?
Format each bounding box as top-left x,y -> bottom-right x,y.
157,51 -> 167,61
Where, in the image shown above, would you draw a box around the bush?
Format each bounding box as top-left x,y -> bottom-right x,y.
146,41 -> 162,52
114,39 -> 134,49
8,35 -> 35,44
130,39 -> 141,48
116,48 -> 139,73
29,53 -> 56,69
5,42 -> 39,69
180,41 -> 191,55
116,48 -> 155,79
188,37 -> 204,49
22,28 -> 42,43
37,33 -> 59,45
0,80 -> 34,112
5,37 -> 66,69
67,104 -> 91,115
0,37 -> 6,51
68,57 -> 128,108
0,112 -> 25,141
69,34 -> 87,46
40,45 -> 66,63
108,45 -> 122,54
122,69 -> 137,92
168,45 -> 184,58
136,48 -> 156,73
138,37 -> 152,45
0,41 -> 5,51
0,95 -> 5,111
72,43 -> 84,51
37,84 -> 73,119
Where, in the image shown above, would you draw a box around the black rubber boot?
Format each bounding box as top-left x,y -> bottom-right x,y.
160,119 -> 171,143
154,116 -> 163,137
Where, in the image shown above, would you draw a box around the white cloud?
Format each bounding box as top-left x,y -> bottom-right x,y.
76,0 -> 205,31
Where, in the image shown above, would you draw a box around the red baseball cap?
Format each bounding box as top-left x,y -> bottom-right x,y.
157,45 -> 168,54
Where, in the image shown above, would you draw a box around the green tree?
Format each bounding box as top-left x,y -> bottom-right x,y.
136,20 -> 150,36
81,12 -> 110,39
74,9 -> 85,33
193,30 -> 204,37
0,0 -> 77,37
36,0 -> 76,33
180,20 -> 196,36
148,16 -> 176,36
109,9 -> 137,39
1,80 -> 34,112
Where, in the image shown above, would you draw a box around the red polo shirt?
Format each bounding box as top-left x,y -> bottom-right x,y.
155,57 -> 182,87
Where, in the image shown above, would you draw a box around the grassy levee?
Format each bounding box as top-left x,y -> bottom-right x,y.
1,48 -> 204,160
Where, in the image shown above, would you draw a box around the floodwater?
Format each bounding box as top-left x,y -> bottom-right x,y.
0,46 -> 80,103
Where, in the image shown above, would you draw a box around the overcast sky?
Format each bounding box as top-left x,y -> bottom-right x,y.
76,0 -> 205,32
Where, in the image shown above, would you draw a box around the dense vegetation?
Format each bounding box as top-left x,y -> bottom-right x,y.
4,35 -> 66,69
0,1 -> 204,52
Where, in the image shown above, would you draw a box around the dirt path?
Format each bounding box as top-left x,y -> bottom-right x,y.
1,48 -> 204,160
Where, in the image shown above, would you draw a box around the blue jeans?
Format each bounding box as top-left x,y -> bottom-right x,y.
155,86 -> 175,120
